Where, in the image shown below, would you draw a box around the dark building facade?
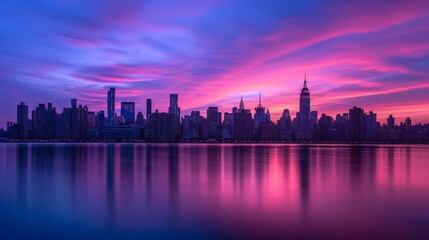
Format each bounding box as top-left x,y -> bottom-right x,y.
146,98 -> 152,126
254,92 -> 269,133
149,110 -> 175,141
121,102 -> 136,124
365,111 -> 377,139
168,94 -> 181,140
107,87 -> 115,126
299,75 -> 311,139
348,106 -> 365,141
17,102 -> 28,139
277,109 -> 291,140
207,107 -> 221,140
233,96 -> 254,140
183,111 -> 204,140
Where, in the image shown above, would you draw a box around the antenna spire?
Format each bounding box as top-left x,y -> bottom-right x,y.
304,73 -> 308,88
239,92 -> 244,110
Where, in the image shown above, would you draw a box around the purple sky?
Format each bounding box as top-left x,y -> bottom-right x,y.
1,0 -> 429,127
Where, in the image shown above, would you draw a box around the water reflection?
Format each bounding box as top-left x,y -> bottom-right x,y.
298,146 -> 310,210
0,143 -> 429,239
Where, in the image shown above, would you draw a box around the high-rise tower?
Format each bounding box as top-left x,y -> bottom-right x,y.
168,94 -> 181,139
121,102 -> 136,124
168,94 -> 180,116
146,98 -> 152,126
17,102 -> 29,139
299,74 -> 311,138
107,87 -> 115,126
254,91 -> 268,132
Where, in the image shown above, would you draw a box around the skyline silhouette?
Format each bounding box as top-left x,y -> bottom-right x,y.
3,78 -> 428,142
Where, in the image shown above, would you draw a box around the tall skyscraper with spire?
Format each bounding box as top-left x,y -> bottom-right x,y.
107,87 -> 115,126
239,94 -> 245,111
254,91 -> 269,134
233,94 -> 254,140
299,74 -> 311,139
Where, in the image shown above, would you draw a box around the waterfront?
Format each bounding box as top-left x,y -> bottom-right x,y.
1,143 -> 429,239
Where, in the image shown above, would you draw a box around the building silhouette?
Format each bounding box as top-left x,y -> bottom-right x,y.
365,111 -> 377,139
149,110 -> 175,141
17,102 -> 28,139
168,94 -> 181,140
222,112 -> 233,139
121,102 -> 136,124
277,109 -> 292,140
33,104 -> 47,139
136,112 -> 144,127
207,107 -> 221,140
254,91 -> 270,139
348,106 -> 365,141
3,79 -> 429,143
387,115 -> 395,129
107,87 -> 115,126
96,111 -> 106,139
233,96 -> 254,140
146,98 -> 152,126
299,75 -> 311,139
183,111 -> 204,140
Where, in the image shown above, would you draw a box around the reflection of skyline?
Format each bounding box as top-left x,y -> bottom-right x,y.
7,144 -> 424,207
298,146 -> 310,210
1,143 -> 429,239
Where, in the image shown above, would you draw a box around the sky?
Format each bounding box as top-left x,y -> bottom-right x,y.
1,0 -> 429,127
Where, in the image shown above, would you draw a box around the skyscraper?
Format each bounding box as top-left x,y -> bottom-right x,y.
107,87 -> 115,126
136,112 -> 144,127
80,105 -> 89,139
254,91 -> 269,135
33,104 -> 47,139
387,115 -> 395,128
348,106 -> 365,141
71,99 -> 77,108
365,111 -> 377,139
299,74 -> 311,139
70,99 -> 81,139
278,109 -> 291,140
146,98 -> 152,126
168,94 -> 181,139
233,96 -> 254,140
222,112 -> 233,139
121,102 -> 136,124
96,111 -> 106,139
168,94 -> 180,116
183,111 -> 204,140
207,107 -> 221,139
46,103 -> 57,139
17,102 -> 28,139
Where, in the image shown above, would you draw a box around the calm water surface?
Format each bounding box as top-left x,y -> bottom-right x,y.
1,143 -> 429,239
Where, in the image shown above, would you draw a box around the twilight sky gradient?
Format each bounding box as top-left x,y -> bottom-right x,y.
1,0 -> 429,126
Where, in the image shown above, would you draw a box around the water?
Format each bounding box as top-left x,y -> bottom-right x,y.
0,143 -> 429,239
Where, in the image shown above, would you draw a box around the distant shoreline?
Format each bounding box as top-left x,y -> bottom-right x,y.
0,140 -> 428,145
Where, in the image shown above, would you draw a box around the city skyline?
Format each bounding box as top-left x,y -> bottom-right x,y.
2,78 -> 427,143
1,0 -> 429,127
2,78 -> 427,128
